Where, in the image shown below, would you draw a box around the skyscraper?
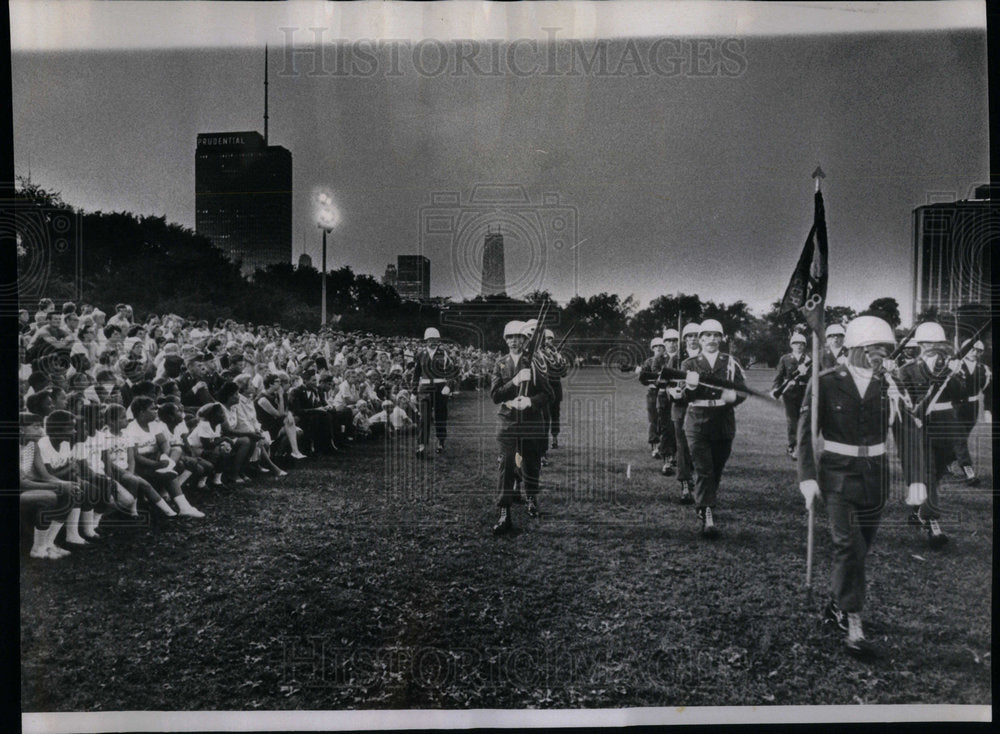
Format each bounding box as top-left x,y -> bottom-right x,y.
481,230 -> 506,296
911,185 -> 993,319
382,264 -> 397,289
195,47 -> 292,277
397,255 -> 430,301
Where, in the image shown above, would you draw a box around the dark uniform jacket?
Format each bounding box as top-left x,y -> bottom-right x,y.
820,346 -> 848,370
954,359 -> 992,417
541,346 -> 569,402
178,370 -> 220,409
773,353 -> 810,399
675,352 -> 747,438
667,350 -> 696,421
797,366 -> 924,505
896,358 -> 965,418
490,352 -> 554,438
638,355 -> 669,392
411,347 -> 460,395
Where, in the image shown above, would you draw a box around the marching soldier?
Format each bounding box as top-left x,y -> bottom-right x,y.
771,332 -> 811,459
666,322 -> 701,503
639,337 -> 670,461
540,328 -> 569,462
820,323 -> 848,369
411,327 -> 459,459
658,328 -> 681,475
491,320 -> 554,535
674,319 -> 747,537
797,315 -> 922,657
895,322 -> 965,548
950,339 -> 992,483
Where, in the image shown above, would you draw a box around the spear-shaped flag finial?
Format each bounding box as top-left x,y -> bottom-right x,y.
812,165 -> 825,192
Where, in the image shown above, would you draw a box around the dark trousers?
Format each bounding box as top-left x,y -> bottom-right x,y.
825,490 -> 881,613
783,391 -> 804,449
688,431 -> 732,508
656,393 -> 675,458
953,403 -> 978,468
549,398 -> 562,439
496,435 -> 543,507
673,416 -> 693,482
21,487 -> 71,526
418,389 -> 448,446
646,391 -> 674,456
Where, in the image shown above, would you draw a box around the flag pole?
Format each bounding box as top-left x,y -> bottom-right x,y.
805,170 -> 823,597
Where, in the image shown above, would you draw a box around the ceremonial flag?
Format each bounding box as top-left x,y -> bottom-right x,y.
779,189 -> 828,336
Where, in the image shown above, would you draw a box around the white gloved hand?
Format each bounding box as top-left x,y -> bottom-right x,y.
510,395 -> 532,410
983,410 -> 992,424
906,482 -> 928,506
441,386 -> 451,396
512,368 -> 532,385
947,358 -> 962,373
799,479 -> 820,510
685,371 -> 700,389
668,387 -> 684,400
720,389 -> 738,404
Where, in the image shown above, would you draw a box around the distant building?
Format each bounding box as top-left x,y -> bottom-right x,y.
382,264 -> 397,289
297,253 -> 313,270
912,185 -> 994,319
195,130 -> 292,277
396,255 -> 430,301
481,231 -> 506,296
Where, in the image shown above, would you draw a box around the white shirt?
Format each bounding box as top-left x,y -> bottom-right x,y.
702,350 -> 719,369
74,433 -> 108,475
37,436 -> 74,470
103,428 -> 133,470
123,420 -> 162,457
846,365 -> 873,399
187,420 -> 221,449
167,421 -> 190,447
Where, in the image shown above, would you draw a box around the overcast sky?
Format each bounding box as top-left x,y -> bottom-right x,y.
11,1 -> 989,323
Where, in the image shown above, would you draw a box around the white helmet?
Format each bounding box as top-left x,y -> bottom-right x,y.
650,337 -> 665,349
544,328 -> 555,340
519,321 -> 537,337
682,322 -> 701,338
914,322 -> 947,344
503,320 -> 525,338
790,333 -> 807,345
662,328 -> 680,340
423,327 -> 441,340
699,319 -> 724,336
844,316 -> 895,349
961,338 -> 985,351
825,324 -> 846,338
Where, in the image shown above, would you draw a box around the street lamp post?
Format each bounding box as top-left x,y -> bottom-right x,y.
313,188 -> 340,328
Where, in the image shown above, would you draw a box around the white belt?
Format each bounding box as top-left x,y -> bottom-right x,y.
824,440 -> 886,458
419,378 -> 448,384
689,399 -> 725,408
927,402 -> 953,413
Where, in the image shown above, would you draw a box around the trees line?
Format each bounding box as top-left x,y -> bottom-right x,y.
18,181 -> 965,366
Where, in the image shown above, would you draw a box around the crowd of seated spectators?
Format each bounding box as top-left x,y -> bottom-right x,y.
18,298 -> 500,560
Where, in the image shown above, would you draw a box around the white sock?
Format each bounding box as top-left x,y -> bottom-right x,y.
155,498 -> 177,516
44,521 -> 65,549
847,613 -> 865,641
176,469 -> 192,487
213,473 -> 223,484
30,527 -> 49,556
80,509 -> 98,538
65,508 -> 86,543
174,494 -> 204,516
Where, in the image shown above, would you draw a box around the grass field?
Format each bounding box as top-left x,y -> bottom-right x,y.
20,367 -> 993,710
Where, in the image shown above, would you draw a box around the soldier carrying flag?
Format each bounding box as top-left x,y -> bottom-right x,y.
797,315 -> 923,657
